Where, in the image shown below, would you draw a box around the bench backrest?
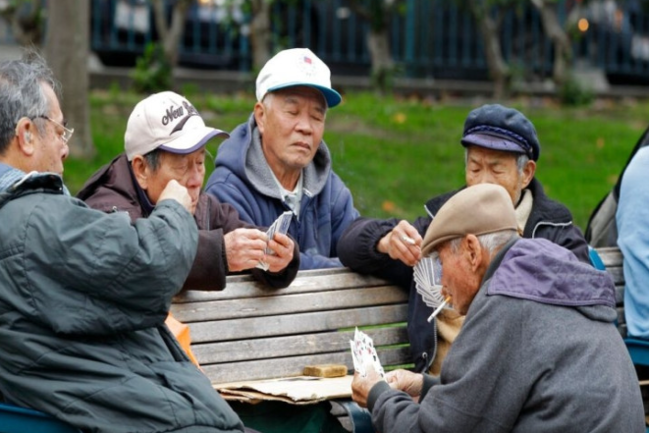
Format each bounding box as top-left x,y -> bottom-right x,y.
596,247 -> 626,337
170,268 -> 410,384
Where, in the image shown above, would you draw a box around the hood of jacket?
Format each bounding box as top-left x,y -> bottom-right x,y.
215,114 -> 333,199
486,238 -> 616,322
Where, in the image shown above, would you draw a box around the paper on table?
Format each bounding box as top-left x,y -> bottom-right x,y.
214,375 -> 353,404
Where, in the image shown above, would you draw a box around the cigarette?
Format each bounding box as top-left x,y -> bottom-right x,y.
400,235 -> 416,245
427,296 -> 451,322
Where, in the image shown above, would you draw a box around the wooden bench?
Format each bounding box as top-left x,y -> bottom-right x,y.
170,267 -> 410,432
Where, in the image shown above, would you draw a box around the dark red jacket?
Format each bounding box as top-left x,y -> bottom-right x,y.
78,153 -> 299,291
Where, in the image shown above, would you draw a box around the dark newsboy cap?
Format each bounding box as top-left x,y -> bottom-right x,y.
461,104 -> 540,161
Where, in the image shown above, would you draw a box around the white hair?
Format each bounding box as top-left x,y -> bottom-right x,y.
448,229 -> 518,255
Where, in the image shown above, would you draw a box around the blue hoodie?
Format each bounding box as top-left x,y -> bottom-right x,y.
205,114 -> 359,270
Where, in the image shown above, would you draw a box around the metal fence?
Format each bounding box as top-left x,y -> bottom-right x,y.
3,0 -> 649,84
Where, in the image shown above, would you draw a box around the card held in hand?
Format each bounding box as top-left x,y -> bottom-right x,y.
256,211 -> 294,271
349,327 -> 386,379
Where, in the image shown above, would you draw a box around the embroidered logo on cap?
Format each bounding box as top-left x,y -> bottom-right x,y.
160,100 -> 200,135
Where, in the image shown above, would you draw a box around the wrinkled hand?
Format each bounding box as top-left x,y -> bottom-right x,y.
376,220 -> 422,267
157,180 -> 192,213
263,232 -> 295,273
351,363 -> 385,408
386,369 -> 423,400
224,228 -> 269,272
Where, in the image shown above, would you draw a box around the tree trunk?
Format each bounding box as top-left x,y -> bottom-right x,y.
44,0 -> 94,159
469,1 -> 510,99
250,0 -> 273,71
531,0 -> 573,86
151,0 -> 191,66
367,29 -> 394,94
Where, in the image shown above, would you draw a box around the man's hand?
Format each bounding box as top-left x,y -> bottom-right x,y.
376,220 -> 422,267
158,180 -> 192,213
263,232 -> 295,273
224,228 -> 269,272
351,364 -> 385,408
386,369 -> 424,401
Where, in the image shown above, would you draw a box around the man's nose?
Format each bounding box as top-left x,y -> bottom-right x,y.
295,113 -> 313,134
186,166 -> 203,189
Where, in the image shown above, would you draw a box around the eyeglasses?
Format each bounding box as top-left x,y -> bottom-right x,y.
36,115 -> 74,143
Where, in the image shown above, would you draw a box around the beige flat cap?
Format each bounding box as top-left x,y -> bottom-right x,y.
421,183 -> 517,256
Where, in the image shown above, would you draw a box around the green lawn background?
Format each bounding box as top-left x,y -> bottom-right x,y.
66,89 -> 649,231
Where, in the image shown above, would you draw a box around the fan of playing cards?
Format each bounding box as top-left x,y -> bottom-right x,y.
413,253 -> 452,322
256,211 -> 293,271
349,328 -> 385,379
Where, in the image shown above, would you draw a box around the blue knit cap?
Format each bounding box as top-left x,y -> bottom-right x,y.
461,104 -> 540,161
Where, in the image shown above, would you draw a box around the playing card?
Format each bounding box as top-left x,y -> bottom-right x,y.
256,211 -> 294,270
349,328 -> 385,379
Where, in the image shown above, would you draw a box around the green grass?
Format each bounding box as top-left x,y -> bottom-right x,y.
68,90 -> 649,231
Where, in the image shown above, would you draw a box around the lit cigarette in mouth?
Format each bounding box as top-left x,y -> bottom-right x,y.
427,296 -> 451,323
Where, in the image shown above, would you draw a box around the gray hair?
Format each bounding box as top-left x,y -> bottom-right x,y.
464,148 -> 530,175
448,229 -> 518,255
143,148 -> 162,172
0,50 -> 60,155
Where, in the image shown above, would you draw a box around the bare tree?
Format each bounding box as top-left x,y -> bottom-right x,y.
250,0 -> 274,70
346,0 -> 403,93
531,0 -> 573,86
0,0 -> 44,46
464,0 -> 516,99
44,0 -> 94,158
151,0 -> 192,66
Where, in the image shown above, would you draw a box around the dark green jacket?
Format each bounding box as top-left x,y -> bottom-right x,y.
0,172 -> 244,433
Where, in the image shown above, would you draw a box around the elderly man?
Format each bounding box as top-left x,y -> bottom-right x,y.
205,48 -> 359,270
0,54 -> 257,432
351,183 -> 644,433
338,103 -> 591,374
78,91 -> 299,291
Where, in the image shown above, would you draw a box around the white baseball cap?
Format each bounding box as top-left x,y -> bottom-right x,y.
255,48 -> 342,108
124,91 -> 229,161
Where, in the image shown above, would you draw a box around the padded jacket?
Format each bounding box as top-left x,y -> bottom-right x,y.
0,171 -> 245,433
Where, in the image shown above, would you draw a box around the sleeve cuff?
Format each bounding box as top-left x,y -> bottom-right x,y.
419,373 -> 440,401
367,380 -> 392,412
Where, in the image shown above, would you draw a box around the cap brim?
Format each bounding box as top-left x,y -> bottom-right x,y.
158,128 -> 229,155
267,82 -> 342,108
461,133 -> 526,155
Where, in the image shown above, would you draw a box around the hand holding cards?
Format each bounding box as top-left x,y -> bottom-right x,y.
256,211 -> 293,271
349,328 -> 385,379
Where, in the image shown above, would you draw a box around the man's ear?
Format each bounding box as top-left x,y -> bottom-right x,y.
464,234 -> 483,272
521,159 -> 536,189
130,156 -> 149,190
253,101 -> 266,135
14,117 -> 36,156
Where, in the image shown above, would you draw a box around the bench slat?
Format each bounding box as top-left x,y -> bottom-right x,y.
171,286 -> 408,322
192,327 -> 409,364
188,305 -> 409,343
203,346 -> 411,384
173,269 -> 395,303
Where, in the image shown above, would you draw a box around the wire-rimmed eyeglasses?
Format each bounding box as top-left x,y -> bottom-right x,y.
36,115 -> 74,143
